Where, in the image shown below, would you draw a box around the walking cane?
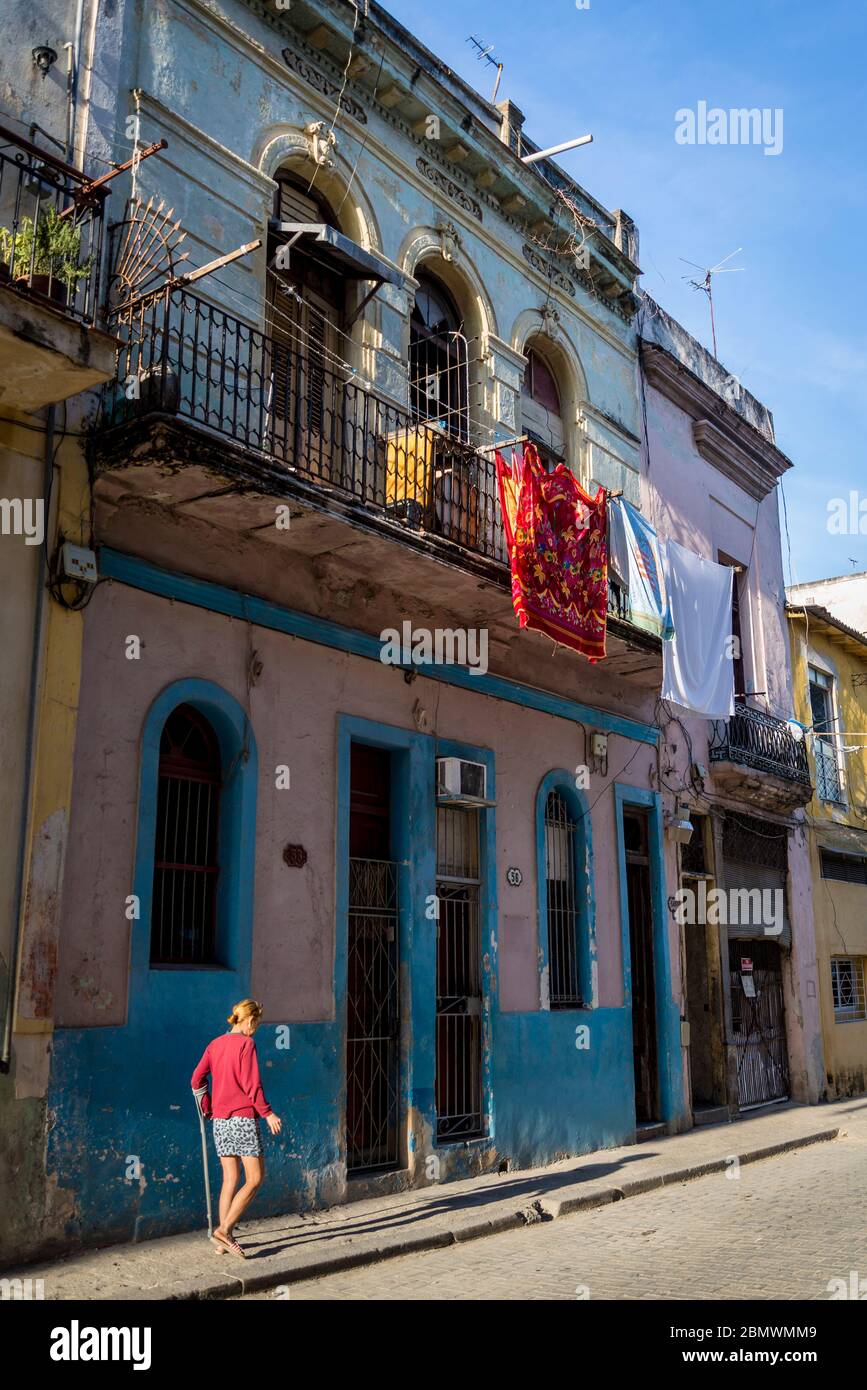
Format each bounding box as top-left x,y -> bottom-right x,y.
191,1085 -> 213,1240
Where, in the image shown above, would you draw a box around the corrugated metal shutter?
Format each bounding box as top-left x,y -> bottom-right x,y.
720,813 -> 791,949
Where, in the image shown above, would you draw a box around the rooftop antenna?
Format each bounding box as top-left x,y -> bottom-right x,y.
467,35 -> 504,102
679,248 -> 744,359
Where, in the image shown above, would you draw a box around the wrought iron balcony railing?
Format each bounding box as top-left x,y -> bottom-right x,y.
0,122 -> 106,325
708,703 -> 812,787
100,286 -> 635,626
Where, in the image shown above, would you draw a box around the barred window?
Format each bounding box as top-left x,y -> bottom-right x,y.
545,790 -> 583,1008
150,704 -> 222,965
831,958 -> 866,1022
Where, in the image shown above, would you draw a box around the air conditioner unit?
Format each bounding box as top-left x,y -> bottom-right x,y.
436,757 -> 490,805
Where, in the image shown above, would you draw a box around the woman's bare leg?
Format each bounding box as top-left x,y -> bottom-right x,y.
215,1157 -> 239,1239
223,1156 -> 264,1235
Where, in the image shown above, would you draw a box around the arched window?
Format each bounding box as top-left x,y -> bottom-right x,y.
521,343 -> 565,469
536,773 -> 594,1010
150,704 -> 222,965
544,790 -> 583,1007
410,271 -> 469,441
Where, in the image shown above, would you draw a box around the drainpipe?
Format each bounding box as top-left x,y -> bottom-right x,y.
0,407 -> 54,1073
65,0 -> 86,163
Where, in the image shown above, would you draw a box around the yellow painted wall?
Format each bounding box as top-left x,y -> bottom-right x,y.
0,407 -> 88,1074
789,610 -> 867,1095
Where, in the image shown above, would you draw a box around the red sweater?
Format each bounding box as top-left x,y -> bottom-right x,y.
191,1033 -> 273,1120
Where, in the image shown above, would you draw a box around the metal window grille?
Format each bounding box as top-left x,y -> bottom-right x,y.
409,276 -> 469,442
150,705 -> 221,965
346,858 -> 400,1171
435,805 -> 484,1139
545,790 -> 583,1007
831,958 -> 867,1022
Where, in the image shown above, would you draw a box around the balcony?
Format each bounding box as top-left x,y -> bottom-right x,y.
0,123 -> 116,409
708,703 -> 813,812
94,287 -> 659,674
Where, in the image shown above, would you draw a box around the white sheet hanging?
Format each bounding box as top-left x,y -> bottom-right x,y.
661,540 -> 735,718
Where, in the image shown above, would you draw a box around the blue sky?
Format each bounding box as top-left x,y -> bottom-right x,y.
389,0 -> 867,584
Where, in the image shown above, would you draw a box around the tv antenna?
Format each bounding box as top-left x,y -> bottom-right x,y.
467,35 -> 504,102
679,247 -> 744,359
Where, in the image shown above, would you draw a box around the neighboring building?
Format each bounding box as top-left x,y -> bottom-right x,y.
788,574 -> 867,639
787,587 -> 867,1098
0,0 -> 823,1265
0,8 -> 117,1264
639,303 -> 823,1122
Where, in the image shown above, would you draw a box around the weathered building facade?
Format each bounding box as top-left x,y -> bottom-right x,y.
0,0 -> 826,1265
0,4 -> 117,1264
787,583 -> 867,1098
639,304 -> 823,1122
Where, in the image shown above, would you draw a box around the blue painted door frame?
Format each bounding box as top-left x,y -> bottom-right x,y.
336,717 -> 497,1167
614,783 -> 685,1128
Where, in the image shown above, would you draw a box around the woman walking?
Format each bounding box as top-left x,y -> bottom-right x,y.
191,998 -> 282,1257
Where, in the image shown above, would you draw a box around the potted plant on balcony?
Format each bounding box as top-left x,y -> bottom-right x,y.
0,207 -> 93,305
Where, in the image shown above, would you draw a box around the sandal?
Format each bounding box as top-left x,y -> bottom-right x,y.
213,1229 -> 246,1258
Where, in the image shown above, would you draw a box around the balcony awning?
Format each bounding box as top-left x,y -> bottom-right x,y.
269,220 -> 406,287
814,822 -> 867,859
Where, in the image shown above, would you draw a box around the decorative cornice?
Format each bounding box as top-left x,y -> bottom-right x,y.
416,157 -> 482,221
280,48 -> 368,124
641,341 -> 791,499
522,244 -> 575,296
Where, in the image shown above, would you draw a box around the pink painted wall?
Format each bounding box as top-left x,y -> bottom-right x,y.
56,578 -> 657,1029
640,377 -> 823,1103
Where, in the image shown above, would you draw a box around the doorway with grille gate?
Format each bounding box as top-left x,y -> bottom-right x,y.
435,804 -> 485,1140
346,743 -> 401,1173
728,938 -> 789,1109
623,808 -> 659,1123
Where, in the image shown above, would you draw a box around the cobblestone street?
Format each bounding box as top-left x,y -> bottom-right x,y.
252,1105 -> 867,1300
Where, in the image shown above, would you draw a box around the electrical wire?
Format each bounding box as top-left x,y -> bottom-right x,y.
306,0 -> 361,201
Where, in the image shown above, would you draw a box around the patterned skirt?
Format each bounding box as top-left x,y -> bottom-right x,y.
212,1115 -> 263,1158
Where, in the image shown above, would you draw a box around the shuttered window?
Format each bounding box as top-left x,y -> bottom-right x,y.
821,850 -> 867,885
720,812 -> 790,947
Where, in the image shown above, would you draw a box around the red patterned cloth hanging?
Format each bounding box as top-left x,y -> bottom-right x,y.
496,444 -> 608,662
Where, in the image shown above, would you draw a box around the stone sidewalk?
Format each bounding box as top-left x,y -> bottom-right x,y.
10,1097 -> 864,1300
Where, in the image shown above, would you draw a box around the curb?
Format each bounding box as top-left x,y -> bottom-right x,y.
183,1123 -> 839,1300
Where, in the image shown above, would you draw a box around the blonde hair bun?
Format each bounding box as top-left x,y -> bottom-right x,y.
227,998 -> 264,1027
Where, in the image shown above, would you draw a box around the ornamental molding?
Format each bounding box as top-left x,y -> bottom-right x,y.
435,219 -> 463,263
281,48 -> 368,125
416,157 -> 483,222
640,342 -> 791,498
522,244 -> 575,296
305,120 -> 337,167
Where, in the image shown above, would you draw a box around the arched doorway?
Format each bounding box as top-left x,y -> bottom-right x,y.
522,341 -> 565,469
266,170 -> 349,477
409,271 -> 469,442
399,268 -> 481,548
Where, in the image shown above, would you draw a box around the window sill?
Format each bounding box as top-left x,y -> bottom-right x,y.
148,963 -> 233,972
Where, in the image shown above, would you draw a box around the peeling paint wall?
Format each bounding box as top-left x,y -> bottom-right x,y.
33,572 -> 672,1255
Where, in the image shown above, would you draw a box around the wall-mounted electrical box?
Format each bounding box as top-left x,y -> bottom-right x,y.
60,542 -> 98,584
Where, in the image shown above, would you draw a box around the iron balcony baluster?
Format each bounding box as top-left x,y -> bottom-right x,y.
708,703 -> 812,788
102,286 -> 633,624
